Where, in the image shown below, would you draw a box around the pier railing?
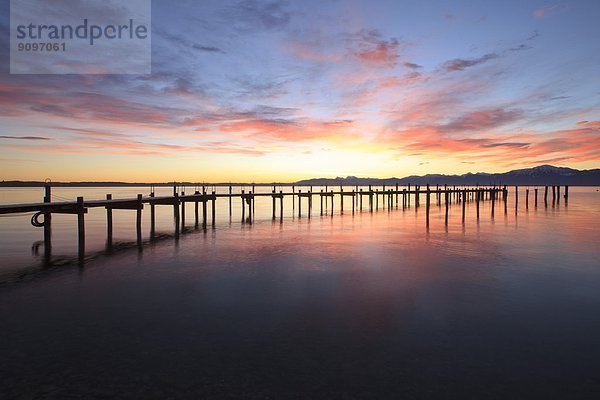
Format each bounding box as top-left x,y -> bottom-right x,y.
0,184 -> 569,263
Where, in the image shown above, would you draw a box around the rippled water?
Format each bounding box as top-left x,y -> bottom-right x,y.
1,186 -> 599,398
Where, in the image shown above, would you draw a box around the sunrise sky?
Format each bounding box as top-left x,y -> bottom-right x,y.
1,0 -> 599,182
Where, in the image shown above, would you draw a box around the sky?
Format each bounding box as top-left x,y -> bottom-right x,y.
0,0 -> 599,182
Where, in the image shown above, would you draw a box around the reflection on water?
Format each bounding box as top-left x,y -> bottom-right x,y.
0,187 -> 599,398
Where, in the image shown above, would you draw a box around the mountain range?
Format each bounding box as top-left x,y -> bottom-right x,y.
295,165 -> 600,186
1,165 -> 599,187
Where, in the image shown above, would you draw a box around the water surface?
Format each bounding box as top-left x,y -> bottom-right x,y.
1,186 -> 599,398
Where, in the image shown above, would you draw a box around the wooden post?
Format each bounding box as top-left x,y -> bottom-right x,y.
252,185 -> 256,215
331,190 -> 334,215
552,185 -> 556,205
280,190 -> 284,222
445,191 -> 449,225
77,196 -> 85,260
526,188 -> 529,210
272,190 -> 276,220
298,190 -> 302,218
340,187 -> 344,214
320,190 -> 323,216
174,193 -> 180,234
194,196 -> 199,228
202,195 -> 208,229
247,192 -> 252,224
515,186 -> 518,215
564,186 -> 569,205
462,188 -> 466,224
308,192 -> 312,219
229,186 -> 232,218
534,188 -> 538,208
211,191 -> 216,227
149,191 -> 155,237
352,191 -> 356,214
375,189 -> 379,211
415,186 -> 420,208
557,186 -> 561,205
360,189 -> 363,211
292,185 -> 295,211
395,183 -> 399,207
43,184 -> 52,260
136,194 -> 142,244
426,186 -> 431,227
476,189 -> 480,219
491,190 -> 495,218
181,191 -> 186,229
106,194 -> 113,244
241,190 -> 245,223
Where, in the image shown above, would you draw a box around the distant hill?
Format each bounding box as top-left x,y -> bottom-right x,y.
295,165 -> 600,186
1,165 -> 599,187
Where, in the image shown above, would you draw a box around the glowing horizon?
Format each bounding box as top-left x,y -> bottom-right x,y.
1,0 -> 599,182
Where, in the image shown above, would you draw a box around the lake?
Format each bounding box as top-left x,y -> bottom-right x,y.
1,186 -> 599,398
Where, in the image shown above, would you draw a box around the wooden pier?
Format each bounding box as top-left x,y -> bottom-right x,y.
0,184 -> 570,263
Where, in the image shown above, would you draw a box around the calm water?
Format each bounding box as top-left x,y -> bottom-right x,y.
1,186 -> 600,398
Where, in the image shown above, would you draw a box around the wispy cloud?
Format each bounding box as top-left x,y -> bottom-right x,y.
442,53 -> 499,72
0,135 -> 51,141
533,4 -> 568,19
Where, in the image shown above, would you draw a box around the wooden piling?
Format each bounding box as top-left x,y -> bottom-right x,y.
173,193 -> 180,234
272,189 -> 277,220
340,187 -> 344,214
194,193 -> 200,228
106,194 -> 113,244
202,195 -> 208,229
147,195 -> 155,239
229,186 -> 232,218
211,191 -> 216,227
445,191 -> 449,225
298,190 -> 302,218
476,189 -> 480,219
462,188 -> 466,224
77,196 -> 85,259
415,186 -> 420,208
515,186 -> 518,215
544,186 -> 548,207
43,184 -> 52,259
241,190 -> 245,223
136,194 -> 143,244
360,189 -> 363,211
564,186 -> 569,205
248,192 -> 253,224
526,188 -> 529,210
181,191 -> 186,229
280,190 -> 284,222
331,190 -> 334,215
320,190 -> 323,216
426,186 -> 431,227
557,186 -> 561,205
